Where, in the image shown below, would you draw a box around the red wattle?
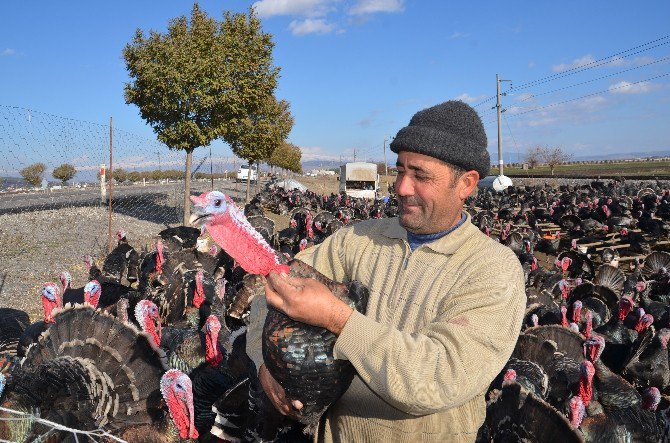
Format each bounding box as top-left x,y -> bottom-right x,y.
206,211 -> 288,276
578,377 -> 592,407
205,334 -> 223,367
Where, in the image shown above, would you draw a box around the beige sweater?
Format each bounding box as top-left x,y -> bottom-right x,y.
296,214 -> 526,442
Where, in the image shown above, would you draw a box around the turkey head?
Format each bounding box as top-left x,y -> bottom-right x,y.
189,191 -> 290,276
136,300 -> 162,347
41,283 -> 61,324
160,369 -> 198,440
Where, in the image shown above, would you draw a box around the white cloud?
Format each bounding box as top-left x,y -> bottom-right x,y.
515,92 -> 534,102
552,54 -> 641,72
349,0 -> 404,15
632,56 -> 656,65
1,48 -> 15,56
289,18 -> 336,35
449,31 -> 469,40
253,0 -> 334,18
552,55 -> 596,73
608,56 -> 626,67
299,146 -> 341,161
609,80 -> 659,94
358,109 -> 382,127
575,95 -> 607,111
528,61 -> 535,68
454,93 -> 487,104
517,95 -> 608,127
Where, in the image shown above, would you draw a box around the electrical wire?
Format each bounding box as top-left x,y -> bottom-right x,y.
513,56 -> 670,102
511,35 -> 669,91
507,71 -> 670,118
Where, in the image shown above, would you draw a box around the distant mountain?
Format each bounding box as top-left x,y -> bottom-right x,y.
487,149 -> 670,164
300,150 -> 670,169
301,159 -> 348,170
571,150 -> 670,161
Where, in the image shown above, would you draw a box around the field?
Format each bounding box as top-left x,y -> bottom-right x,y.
494,160 -> 670,177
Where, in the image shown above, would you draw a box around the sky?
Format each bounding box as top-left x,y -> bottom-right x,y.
1,0 -> 669,171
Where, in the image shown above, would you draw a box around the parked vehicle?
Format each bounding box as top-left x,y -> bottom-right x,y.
236,165 -> 257,183
339,162 -> 378,199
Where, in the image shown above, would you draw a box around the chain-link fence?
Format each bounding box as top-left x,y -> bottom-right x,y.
0,105 -> 252,319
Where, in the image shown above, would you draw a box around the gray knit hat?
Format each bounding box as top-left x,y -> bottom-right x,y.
389,100 -> 490,178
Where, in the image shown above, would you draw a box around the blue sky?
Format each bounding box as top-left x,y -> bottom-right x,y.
1,0 -> 669,169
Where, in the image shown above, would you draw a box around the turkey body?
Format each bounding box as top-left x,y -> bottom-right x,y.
260,259 -> 369,430
2,305 -> 169,441
0,308 -> 30,355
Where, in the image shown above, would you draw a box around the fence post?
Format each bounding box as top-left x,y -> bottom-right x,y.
108,117 -> 113,253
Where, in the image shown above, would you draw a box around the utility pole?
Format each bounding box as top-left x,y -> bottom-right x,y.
353,148 -> 357,162
108,117 -> 113,254
496,73 -> 512,176
209,145 -> 213,190
382,137 -> 388,179
156,151 -> 162,171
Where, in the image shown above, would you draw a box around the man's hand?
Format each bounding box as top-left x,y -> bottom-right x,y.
258,363 -> 303,418
264,271 -> 354,335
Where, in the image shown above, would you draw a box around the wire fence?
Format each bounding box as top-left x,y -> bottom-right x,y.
0,105 -> 252,320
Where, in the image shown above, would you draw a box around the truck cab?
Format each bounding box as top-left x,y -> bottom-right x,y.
339,162 -> 378,199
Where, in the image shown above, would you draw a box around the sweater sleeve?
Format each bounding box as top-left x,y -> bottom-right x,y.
333,254 -> 526,416
295,225 -> 350,283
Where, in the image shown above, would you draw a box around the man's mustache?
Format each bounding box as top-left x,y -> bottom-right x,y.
399,197 -> 423,206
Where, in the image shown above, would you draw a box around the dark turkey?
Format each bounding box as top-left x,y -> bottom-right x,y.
476,382 -> 584,443
1,305 -> 175,441
275,261 -> 368,427
231,259 -> 369,433
0,308 -> 30,356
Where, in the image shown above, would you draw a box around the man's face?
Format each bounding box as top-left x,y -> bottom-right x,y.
395,151 -> 465,234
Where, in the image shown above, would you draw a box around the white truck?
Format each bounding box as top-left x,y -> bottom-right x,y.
339,162 -> 378,199
236,164 -> 257,183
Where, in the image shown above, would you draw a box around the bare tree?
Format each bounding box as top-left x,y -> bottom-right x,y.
525,146 -> 542,169
539,146 -> 572,175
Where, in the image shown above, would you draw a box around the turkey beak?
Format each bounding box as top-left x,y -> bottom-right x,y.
189,195 -> 210,227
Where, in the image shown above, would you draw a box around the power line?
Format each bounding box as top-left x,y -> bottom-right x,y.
506,71 -> 670,119
514,56 -> 670,102
472,95 -> 497,108
505,119 -> 521,163
511,35 -> 670,91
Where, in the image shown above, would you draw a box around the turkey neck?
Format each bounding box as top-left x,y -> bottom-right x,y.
144,316 -> 162,347
42,297 -> 59,324
205,328 -> 223,367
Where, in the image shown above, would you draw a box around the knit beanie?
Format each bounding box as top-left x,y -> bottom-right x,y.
389,100 -> 490,178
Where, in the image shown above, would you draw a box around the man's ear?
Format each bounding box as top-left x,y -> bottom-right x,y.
458,171 -> 480,200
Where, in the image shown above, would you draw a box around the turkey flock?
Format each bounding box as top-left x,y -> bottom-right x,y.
0,177 -> 669,442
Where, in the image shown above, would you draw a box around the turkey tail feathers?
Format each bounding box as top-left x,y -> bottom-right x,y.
594,265 -> 625,295
22,305 -> 168,431
642,251 -> 670,278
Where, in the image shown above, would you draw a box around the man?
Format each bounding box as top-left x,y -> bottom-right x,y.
260,100 -> 526,442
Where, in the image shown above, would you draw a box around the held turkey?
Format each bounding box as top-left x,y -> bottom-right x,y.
190,191 -> 370,435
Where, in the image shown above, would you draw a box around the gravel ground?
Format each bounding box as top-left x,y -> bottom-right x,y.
0,206 -> 169,321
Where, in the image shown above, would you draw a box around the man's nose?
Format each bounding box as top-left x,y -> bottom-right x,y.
395,174 -> 413,196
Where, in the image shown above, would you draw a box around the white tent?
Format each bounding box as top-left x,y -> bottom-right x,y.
271,179 -> 308,192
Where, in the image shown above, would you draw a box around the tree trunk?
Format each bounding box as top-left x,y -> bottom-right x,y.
183,149 -> 193,225
254,162 -> 260,195
245,160 -> 252,203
